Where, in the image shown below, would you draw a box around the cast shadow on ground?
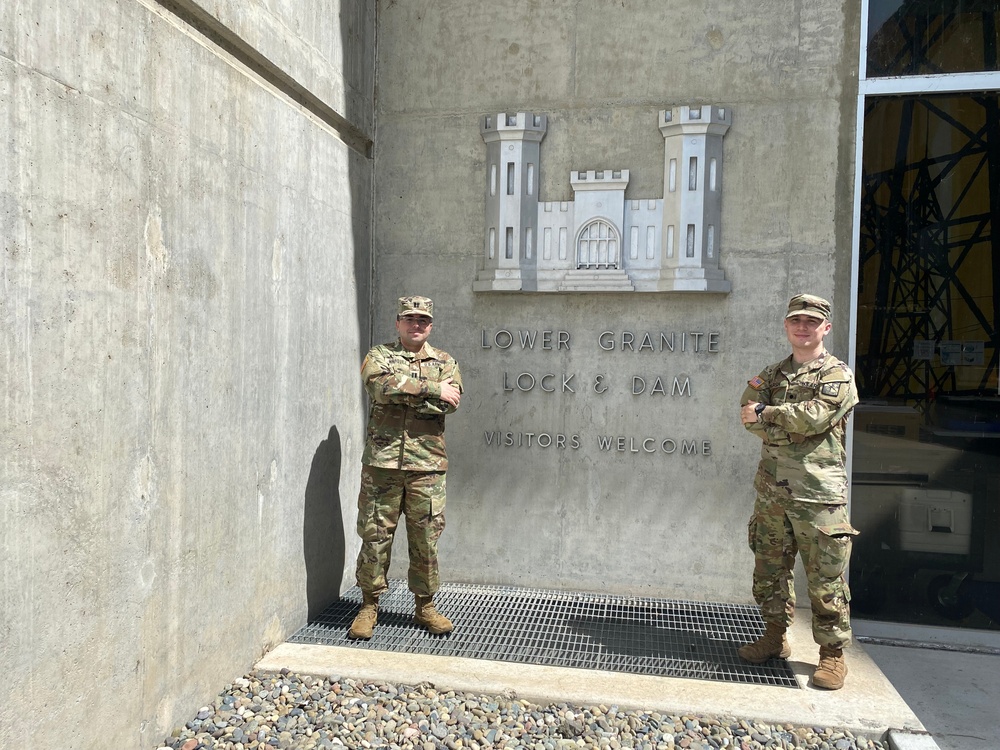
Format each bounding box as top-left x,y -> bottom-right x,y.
565,611 -> 794,682
566,613 -> 739,663
303,425 -> 346,620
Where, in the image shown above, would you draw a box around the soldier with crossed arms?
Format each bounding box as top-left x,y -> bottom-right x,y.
348,296 -> 463,640
739,293 -> 859,690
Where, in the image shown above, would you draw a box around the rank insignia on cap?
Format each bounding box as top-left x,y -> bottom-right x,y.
748,376 -> 765,389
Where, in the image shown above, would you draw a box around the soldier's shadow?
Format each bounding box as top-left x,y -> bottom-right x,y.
566,613 -> 737,663
564,608 -> 793,680
303,425 -> 346,620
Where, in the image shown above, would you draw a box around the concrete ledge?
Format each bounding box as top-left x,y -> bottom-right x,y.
886,730 -> 942,750
256,617 -> 924,740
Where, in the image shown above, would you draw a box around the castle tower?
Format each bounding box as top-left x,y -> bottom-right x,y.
653,105 -> 732,292
474,112 -> 547,292
547,170 -> 634,291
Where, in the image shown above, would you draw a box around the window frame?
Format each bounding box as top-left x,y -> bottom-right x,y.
848,1 -> 1000,644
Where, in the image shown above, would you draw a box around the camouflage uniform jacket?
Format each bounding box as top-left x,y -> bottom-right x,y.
361,339 -> 462,472
741,351 -> 858,504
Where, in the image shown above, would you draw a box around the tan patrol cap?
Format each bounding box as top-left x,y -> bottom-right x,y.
397,295 -> 434,318
785,293 -> 831,320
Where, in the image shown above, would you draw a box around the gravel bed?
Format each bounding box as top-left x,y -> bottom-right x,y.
155,669 -> 886,750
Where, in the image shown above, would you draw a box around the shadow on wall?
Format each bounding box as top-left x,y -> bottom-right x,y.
304,425 -> 347,620
341,0 -> 372,343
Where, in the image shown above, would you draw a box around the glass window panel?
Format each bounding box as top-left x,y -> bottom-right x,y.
853,93 -> 1000,632
868,0 -> 1000,77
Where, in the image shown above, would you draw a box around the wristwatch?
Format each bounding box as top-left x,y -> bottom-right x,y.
754,402 -> 767,422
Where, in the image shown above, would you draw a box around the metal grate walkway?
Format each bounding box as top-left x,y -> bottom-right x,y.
290,582 -> 799,688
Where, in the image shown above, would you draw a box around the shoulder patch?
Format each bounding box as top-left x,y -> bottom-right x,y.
748,376 -> 765,390
820,382 -> 842,397
820,361 -> 853,379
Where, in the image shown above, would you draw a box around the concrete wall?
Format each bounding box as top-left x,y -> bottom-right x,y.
0,1 -> 373,747
374,1 -> 860,600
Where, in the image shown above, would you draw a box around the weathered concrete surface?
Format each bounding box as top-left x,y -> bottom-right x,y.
0,1 -> 373,747
198,0 -> 374,138
373,1 -> 861,600
256,616 -> 926,739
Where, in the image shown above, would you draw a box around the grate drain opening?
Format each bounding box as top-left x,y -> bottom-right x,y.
290,581 -> 799,688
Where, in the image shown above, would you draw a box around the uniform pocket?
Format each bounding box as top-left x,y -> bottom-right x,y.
356,484 -> 379,539
407,471 -> 447,518
430,474 -> 447,516
747,515 -> 759,553
816,522 -> 858,579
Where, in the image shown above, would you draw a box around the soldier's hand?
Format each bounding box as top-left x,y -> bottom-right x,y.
741,401 -> 759,425
439,377 -> 462,407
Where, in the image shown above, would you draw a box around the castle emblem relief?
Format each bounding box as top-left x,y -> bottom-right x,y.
474,107 -> 732,293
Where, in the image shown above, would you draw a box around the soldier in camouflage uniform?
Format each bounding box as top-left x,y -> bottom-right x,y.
738,294 -> 859,690
348,296 -> 463,640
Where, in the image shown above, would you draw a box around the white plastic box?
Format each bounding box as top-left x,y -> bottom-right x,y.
897,489 -> 973,556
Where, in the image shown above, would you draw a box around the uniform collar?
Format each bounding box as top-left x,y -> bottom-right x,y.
781,350 -> 829,374
393,338 -> 438,360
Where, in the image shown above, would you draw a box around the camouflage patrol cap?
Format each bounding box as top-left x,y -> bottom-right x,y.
397,295 -> 434,318
786,293 -> 831,320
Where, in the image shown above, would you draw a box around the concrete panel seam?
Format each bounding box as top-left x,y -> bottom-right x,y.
137,0 -> 373,157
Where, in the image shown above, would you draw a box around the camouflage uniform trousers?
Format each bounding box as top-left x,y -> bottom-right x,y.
355,465 -> 447,598
747,474 -> 857,648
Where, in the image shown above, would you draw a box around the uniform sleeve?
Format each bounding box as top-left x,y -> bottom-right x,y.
361,348 -> 433,407
741,369 -> 794,445
414,358 -> 462,415
765,364 -> 859,436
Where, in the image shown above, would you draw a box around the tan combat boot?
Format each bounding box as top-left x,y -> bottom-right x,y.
737,623 -> 792,663
347,593 -> 379,640
813,645 -> 847,690
414,595 -> 454,634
